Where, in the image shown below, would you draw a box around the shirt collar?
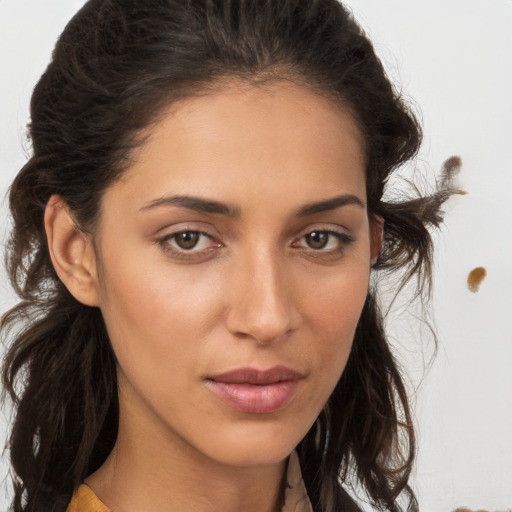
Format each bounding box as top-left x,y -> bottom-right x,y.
282,451 -> 314,512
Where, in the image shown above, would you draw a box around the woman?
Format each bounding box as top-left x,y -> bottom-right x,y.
1,1 -> 456,511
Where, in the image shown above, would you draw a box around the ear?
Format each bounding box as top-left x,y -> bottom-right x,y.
44,195 -> 100,306
369,214 -> 384,265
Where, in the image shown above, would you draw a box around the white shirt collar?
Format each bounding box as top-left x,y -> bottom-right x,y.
282,451 -> 314,512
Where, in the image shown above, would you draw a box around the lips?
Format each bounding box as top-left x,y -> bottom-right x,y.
206,366 -> 303,414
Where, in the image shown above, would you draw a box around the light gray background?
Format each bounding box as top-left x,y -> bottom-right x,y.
1,1 -> 511,510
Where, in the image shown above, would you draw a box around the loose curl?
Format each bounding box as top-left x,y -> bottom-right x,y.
2,1 -> 457,511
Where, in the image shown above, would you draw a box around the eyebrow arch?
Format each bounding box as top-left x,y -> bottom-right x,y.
296,194 -> 365,217
140,195 -> 241,217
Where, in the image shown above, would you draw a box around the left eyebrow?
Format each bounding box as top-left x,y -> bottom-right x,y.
296,194 -> 365,217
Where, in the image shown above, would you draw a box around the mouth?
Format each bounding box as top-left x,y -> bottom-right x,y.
206,366 -> 303,414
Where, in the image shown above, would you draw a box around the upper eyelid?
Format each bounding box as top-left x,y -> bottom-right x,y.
161,228 -> 212,237
155,222 -> 218,238
295,229 -> 353,243
155,223 -> 353,243
157,226 -> 352,239
160,230 -> 215,244
293,224 -> 352,239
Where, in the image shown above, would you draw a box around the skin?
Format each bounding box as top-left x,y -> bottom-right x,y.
46,81 -> 381,512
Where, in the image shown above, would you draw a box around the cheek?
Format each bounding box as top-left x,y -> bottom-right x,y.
97,252 -> 222,378
306,257 -> 369,327
304,264 -> 369,369
287,268 -> 368,432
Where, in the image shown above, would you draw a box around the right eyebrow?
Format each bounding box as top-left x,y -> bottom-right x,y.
140,195 -> 241,217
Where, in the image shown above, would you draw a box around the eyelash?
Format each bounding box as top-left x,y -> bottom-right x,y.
156,228 -> 355,259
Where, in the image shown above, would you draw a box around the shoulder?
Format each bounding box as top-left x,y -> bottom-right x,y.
66,484 -> 111,512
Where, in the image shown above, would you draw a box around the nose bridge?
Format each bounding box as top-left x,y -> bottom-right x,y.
226,245 -> 298,344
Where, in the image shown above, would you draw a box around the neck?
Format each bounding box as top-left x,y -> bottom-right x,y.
85,400 -> 287,512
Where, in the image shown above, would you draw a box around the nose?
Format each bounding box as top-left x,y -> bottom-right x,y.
225,248 -> 300,345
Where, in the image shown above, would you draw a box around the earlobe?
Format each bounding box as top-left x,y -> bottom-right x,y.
44,195 -> 100,306
370,215 -> 384,265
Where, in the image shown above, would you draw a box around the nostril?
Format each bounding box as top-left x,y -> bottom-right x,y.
226,298 -> 298,345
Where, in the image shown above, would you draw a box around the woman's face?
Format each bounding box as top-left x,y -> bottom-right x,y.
93,81 -> 379,467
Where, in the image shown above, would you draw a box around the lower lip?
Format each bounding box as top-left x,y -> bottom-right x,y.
206,379 -> 300,414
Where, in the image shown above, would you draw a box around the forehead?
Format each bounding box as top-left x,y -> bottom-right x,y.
108,81 -> 367,212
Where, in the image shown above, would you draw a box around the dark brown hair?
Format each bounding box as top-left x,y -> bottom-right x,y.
2,1 -> 456,511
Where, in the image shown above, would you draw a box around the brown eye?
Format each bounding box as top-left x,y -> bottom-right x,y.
157,229 -> 222,259
294,229 -> 355,254
305,231 -> 329,249
174,231 -> 200,249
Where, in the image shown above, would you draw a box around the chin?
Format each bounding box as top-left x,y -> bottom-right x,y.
195,418 -> 311,468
